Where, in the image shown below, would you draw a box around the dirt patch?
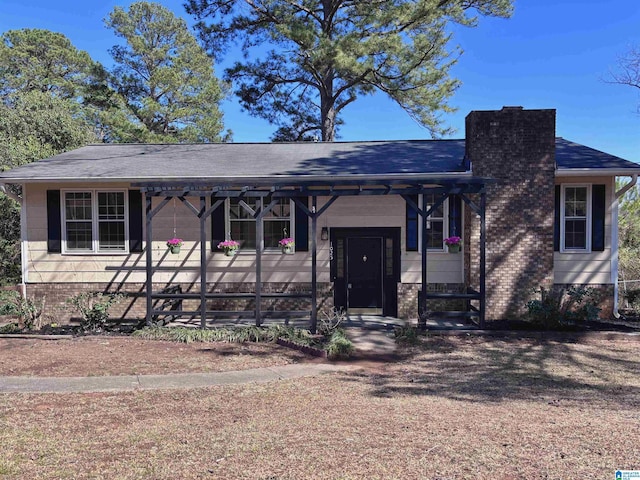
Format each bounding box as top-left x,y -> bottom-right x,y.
0,336 -> 309,377
0,335 -> 638,479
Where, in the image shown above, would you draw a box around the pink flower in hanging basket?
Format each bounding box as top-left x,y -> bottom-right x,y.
278,237 -> 295,247
444,236 -> 462,246
217,239 -> 240,250
166,238 -> 183,247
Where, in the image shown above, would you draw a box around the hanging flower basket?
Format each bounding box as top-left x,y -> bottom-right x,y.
166,238 -> 183,254
444,236 -> 461,254
279,237 -> 295,254
218,239 -> 239,256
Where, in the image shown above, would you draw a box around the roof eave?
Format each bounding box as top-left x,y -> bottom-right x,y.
556,168 -> 640,177
0,171 -> 478,185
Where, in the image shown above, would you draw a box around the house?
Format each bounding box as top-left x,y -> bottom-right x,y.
1,107 -> 638,329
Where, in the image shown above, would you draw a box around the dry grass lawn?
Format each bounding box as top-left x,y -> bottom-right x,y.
1,334 -> 639,479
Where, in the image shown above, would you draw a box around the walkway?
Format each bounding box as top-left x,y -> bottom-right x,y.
0,363 -> 353,394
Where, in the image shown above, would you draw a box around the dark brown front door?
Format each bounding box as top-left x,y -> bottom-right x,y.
347,237 -> 383,314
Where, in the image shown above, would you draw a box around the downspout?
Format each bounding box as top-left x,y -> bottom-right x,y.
613,174 -> 638,318
0,183 -> 26,298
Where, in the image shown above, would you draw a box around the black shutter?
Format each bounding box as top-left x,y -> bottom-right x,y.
295,196 -> 309,252
592,184 -> 606,252
448,194 -> 462,238
406,195 -> 418,251
128,190 -> 143,252
46,190 -> 62,253
211,196 -> 225,251
554,186 -> 560,252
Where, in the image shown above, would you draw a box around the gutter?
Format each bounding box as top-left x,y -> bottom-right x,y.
612,174 -> 638,318
557,168 -> 640,177
0,171 -> 479,185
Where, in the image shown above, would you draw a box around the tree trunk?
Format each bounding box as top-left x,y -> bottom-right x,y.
320,0 -> 336,142
320,68 -> 335,142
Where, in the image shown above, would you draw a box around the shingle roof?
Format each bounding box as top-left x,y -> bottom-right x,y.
0,138 -> 637,184
0,140 -> 467,183
555,138 -> 640,171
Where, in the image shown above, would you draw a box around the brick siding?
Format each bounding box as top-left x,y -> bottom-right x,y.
465,107 -> 557,321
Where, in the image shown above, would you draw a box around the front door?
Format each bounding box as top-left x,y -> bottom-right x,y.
347,237 -> 383,314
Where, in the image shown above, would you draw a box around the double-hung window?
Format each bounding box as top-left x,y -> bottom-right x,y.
406,194 -> 449,251
62,190 -> 128,253
561,185 -> 591,251
228,196 -> 292,250
424,194 -> 447,250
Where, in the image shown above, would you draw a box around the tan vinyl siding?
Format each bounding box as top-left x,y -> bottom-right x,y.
553,176 -> 614,285
401,252 -> 463,284
25,187 -> 463,285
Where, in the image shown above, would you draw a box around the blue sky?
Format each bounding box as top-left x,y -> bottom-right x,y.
2,0 -> 639,162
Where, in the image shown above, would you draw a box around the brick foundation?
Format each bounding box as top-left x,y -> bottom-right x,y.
25,282 -> 334,325
398,283 -> 466,319
551,283 -> 614,320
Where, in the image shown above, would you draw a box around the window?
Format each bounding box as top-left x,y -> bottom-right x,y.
228,196 -> 292,250
423,194 -> 447,250
62,190 -> 128,253
561,185 -> 591,251
405,194 -> 450,252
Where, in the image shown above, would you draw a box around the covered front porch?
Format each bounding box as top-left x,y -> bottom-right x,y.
135,174 -> 490,332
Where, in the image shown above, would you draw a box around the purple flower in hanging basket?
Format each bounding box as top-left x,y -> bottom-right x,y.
278,237 -> 295,247
444,236 -> 462,246
217,239 -> 240,250
166,238 -> 183,247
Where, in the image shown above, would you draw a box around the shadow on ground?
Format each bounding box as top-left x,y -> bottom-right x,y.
338,335 -> 640,408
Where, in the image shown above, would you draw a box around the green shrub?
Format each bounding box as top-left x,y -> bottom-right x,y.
67,292 -> 124,332
134,325 -> 288,344
0,322 -> 21,334
0,290 -> 46,331
325,329 -> 354,359
526,286 -> 602,330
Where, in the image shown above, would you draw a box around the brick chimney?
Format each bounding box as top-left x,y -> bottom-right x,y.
465,107 -> 556,321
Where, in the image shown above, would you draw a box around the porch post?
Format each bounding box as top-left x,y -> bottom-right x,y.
310,196 -> 318,333
145,193 -> 153,326
199,196 -> 207,329
479,190 -> 486,328
420,200 -> 428,328
255,208 -> 263,326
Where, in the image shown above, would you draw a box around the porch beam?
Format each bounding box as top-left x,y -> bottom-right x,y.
402,193 -> 448,219
460,192 -> 482,215
202,198 -> 225,221
177,195 -> 201,217
292,195 -> 338,219
139,185 -> 487,199
134,176 -> 492,190
149,197 -> 172,219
